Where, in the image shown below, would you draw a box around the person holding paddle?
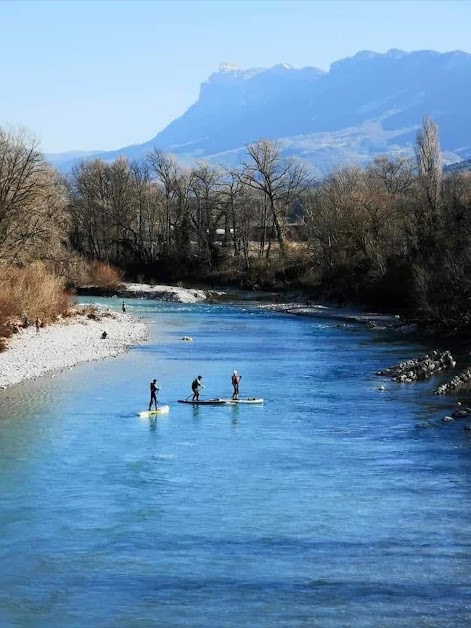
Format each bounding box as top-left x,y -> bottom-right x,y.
191,375 -> 204,401
149,379 -> 160,411
231,370 -> 241,400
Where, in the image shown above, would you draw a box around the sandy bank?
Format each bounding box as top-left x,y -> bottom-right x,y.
0,310 -> 148,389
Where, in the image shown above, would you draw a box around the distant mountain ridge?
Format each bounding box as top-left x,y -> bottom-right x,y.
48,49 -> 471,174
444,158 -> 471,173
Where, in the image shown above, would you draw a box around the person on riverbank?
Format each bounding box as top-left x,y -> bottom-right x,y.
149,379 -> 160,411
192,375 -> 204,401
122,302 -> 126,313
231,370 -> 241,400
35,317 -> 41,334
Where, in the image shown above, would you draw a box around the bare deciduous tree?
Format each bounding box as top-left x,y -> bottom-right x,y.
0,127 -> 68,264
239,140 -> 310,257
147,149 -> 179,253
220,169 -> 255,268
190,162 -> 224,268
370,154 -> 415,196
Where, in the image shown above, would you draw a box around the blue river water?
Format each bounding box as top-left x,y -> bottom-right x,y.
1,297 -> 471,627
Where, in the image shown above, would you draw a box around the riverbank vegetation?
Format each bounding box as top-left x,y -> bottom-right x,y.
0,118 -> 470,337
0,128 -> 123,343
0,264 -> 71,350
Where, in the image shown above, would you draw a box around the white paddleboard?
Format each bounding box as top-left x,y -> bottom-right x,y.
138,405 -> 170,418
224,398 -> 264,405
177,399 -> 227,405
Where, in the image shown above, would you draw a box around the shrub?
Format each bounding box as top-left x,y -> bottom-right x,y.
87,262 -> 123,289
60,258 -> 124,290
0,263 -> 73,342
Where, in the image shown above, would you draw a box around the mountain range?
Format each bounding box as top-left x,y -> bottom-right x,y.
48,49 -> 471,175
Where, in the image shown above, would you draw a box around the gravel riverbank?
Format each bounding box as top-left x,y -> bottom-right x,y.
78,283 -> 225,303
0,310 -> 148,389
258,302 -> 416,331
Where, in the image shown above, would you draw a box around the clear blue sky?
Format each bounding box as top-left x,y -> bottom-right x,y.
1,0 -> 469,153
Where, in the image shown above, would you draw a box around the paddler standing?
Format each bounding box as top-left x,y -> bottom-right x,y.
191,375 -> 204,401
231,370 -> 241,400
149,379 -> 160,411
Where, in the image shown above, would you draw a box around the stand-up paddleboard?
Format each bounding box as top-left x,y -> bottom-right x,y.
224,398 -> 264,405
138,405 -> 170,418
178,399 -> 227,405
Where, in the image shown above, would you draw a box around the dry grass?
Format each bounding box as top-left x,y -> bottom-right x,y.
0,263 -> 73,347
87,262 -> 123,289
60,257 -> 124,290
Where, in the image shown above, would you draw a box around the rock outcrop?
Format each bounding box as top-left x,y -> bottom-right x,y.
435,366 -> 471,394
377,351 -> 456,383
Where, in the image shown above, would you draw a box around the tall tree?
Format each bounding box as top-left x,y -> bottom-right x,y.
190,162 -> 223,268
147,149 -> 178,254
414,117 -> 443,235
220,169 -> 255,267
0,128 -> 68,264
239,140 -> 310,256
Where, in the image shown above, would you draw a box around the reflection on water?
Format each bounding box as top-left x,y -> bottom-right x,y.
1,297 -> 471,626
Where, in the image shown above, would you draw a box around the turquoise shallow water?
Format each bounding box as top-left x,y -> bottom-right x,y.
1,298 -> 471,627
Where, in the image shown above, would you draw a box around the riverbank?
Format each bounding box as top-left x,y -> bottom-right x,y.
122,283 -> 415,331
84,281 -> 416,331
258,301 -> 418,332
77,283 -> 225,303
78,281 -> 443,334
0,309 -> 148,389
78,282 -> 284,304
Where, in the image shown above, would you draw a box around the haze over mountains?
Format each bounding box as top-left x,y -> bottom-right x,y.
49,49 -> 471,174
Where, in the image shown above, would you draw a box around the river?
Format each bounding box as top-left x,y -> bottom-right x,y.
1,297 -> 471,627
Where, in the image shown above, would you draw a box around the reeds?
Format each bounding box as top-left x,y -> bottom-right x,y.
87,261 -> 123,289
0,263 -> 72,349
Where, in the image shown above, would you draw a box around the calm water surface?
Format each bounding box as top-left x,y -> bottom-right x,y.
1,298 -> 471,627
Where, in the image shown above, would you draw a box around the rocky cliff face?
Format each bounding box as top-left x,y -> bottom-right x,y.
49,49 -> 471,174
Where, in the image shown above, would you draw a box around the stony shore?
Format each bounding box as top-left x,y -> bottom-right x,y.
0,309 -> 148,390
78,282 -> 225,303
258,302 -> 416,331
0,282 -> 254,391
